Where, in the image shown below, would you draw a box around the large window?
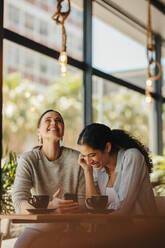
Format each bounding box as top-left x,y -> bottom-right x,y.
1,0 -> 165,158
92,1 -> 165,154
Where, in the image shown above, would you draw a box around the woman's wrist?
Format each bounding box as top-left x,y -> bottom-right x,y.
84,167 -> 93,174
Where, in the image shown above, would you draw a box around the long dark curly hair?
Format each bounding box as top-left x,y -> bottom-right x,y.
77,123 -> 153,173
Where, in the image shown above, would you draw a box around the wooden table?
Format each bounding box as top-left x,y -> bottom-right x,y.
1,213 -> 165,248
0,212 -> 131,224
1,212 -> 165,224
1,212 -> 165,223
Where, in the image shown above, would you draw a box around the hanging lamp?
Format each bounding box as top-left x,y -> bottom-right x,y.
146,0 -> 162,103
52,0 -> 71,76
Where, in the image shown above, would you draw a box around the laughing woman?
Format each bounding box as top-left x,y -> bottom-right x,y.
77,123 -> 157,215
12,109 -> 85,248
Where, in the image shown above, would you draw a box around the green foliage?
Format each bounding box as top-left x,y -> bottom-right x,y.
1,151 -> 17,214
150,155 -> 165,195
93,87 -> 148,145
4,73 -> 20,90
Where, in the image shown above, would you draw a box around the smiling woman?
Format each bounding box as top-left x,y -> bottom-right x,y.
77,123 -> 157,215
12,109 -> 85,248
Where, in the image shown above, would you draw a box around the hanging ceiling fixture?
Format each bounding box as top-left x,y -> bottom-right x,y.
146,0 -> 162,104
52,0 -> 71,76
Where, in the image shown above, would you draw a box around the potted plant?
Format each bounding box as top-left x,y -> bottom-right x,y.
1,151 -> 17,214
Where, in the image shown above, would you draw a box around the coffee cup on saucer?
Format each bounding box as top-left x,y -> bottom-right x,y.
28,195 -> 49,209
86,195 -> 108,211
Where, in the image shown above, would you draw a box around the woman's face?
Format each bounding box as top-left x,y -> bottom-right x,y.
78,144 -> 110,170
37,111 -> 64,143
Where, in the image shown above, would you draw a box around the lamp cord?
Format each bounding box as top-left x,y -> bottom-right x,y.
146,0 -> 162,81
52,0 -> 71,52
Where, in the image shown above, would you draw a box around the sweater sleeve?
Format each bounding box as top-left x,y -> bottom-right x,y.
115,149 -> 147,214
12,155 -> 33,213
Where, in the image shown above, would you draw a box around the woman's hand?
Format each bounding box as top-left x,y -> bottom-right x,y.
78,154 -> 92,172
48,188 -> 80,213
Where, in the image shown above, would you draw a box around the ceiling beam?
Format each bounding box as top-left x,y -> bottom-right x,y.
97,1 -> 165,36
150,0 -> 165,15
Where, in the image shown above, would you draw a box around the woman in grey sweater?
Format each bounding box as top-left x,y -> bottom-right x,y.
12,109 -> 85,248
77,123 -> 157,215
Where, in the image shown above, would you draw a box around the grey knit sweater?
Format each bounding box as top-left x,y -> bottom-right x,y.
12,146 -> 85,231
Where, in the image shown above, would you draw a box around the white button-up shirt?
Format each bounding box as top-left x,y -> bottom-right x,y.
93,148 -> 157,215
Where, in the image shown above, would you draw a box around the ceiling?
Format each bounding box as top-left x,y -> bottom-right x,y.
93,0 -> 165,57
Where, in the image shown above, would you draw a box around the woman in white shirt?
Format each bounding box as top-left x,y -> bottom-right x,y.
77,123 -> 157,215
